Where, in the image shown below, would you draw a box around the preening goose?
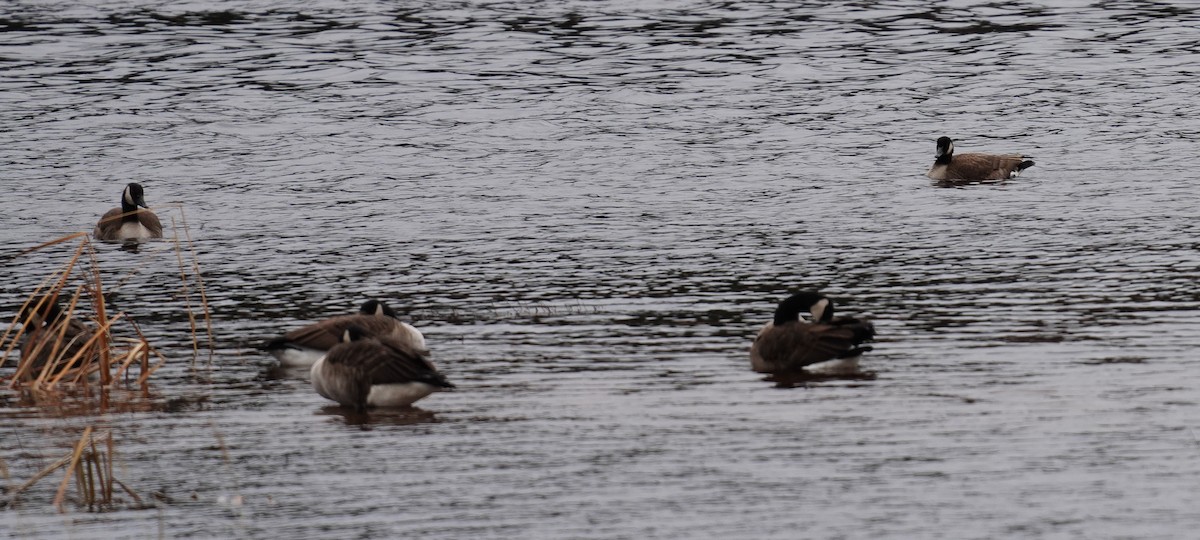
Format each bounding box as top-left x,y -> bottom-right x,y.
926,136 -> 1034,182
749,291 -> 875,375
263,299 -> 426,368
93,183 -> 163,242
14,296 -> 97,381
311,326 -> 453,412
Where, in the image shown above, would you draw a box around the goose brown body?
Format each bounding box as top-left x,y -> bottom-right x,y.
263,300 -> 426,367
926,137 -> 1034,181
749,291 -> 875,374
311,327 -> 453,412
93,183 -> 163,242
15,296 -> 97,380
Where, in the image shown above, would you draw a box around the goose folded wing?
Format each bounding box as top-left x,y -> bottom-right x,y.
268,314 -> 399,350
352,315 -> 407,338
955,153 -> 1028,179
364,338 -> 450,387
270,322 -> 342,350
756,324 -> 855,367
139,209 -> 164,236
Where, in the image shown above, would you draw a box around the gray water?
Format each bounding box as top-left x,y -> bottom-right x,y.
2,1 -> 1200,538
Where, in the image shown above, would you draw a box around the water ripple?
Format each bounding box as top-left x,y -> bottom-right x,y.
2,1 -> 1200,538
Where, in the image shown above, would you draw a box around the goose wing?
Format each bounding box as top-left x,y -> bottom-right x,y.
325,336 -> 451,388
364,337 -> 454,388
751,322 -> 865,373
316,340 -> 376,406
93,208 -> 124,240
951,153 -> 1030,180
268,319 -> 343,351
829,316 -> 876,342
138,209 -> 164,237
267,314 -> 400,351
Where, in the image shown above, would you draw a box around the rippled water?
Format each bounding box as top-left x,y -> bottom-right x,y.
3,1 -> 1200,538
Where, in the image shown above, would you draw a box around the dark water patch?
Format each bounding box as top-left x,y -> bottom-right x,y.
106,10 -> 248,28
1079,356 -> 1149,365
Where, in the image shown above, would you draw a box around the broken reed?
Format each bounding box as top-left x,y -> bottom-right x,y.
170,209 -> 216,367
1,209 -> 211,389
0,235 -> 158,389
2,427 -> 145,512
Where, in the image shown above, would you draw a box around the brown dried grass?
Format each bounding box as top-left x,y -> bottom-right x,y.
2,427 -> 147,512
1,210 -> 209,390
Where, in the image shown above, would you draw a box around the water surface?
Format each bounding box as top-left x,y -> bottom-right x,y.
2,1 -> 1200,538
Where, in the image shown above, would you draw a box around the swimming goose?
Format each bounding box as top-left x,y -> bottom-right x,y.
311,326 -> 454,412
926,137 -> 1034,181
263,299 -> 426,368
93,183 -> 164,242
749,291 -> 875,375
15,296 -> 97,380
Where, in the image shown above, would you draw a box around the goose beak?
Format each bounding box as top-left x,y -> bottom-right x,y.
935,140 -> 953,158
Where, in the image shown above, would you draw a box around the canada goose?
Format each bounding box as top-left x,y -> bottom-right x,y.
15,296 -> 96,380
926,137 -> 1034,181
749,291 -> 875,375
93,183 -> 164,242
311,326 -> 454,412
263,299 -> 426,368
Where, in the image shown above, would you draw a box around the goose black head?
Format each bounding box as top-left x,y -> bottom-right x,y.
341,325 -> 370,343
122,183 -> 149,211
773,291 -> 833,326
934,137 -> 954,163
19,295 -> 65,327
358,299 -> 397,318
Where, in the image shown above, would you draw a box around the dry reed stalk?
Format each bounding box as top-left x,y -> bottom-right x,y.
43,312 -> 124,387
139,333 -> 150,381
85,238 -> 112,387
134,342 -> 167,387
112,339 -> 146,383
10,291 -> 88,385
3,453 -> 73,509
182,210 -> 216,366
76,431 -> 115,509
120,320 -> 166,386
211,422 -> 232,465
170,209 -> 215,367
77,444 -> 94,508
29,288 -> 91,386
3,236 -> 170,390
112,476 -> 143,507
15,231 -> 90,258
2,428 -> 141,512
1,243 -> 87,369
169,216 -> 200,365
104,430 -> 115,504
53,425 -> 93,512
4,211 -> 208,397
4,241 -> 88,385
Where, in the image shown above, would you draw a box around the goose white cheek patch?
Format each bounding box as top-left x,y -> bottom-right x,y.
810,298 -> 830,321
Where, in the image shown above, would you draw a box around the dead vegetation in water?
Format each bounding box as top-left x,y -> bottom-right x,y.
1,212 -> 213,398
0,216 -> 213,513
1,235 -> 163,394
1,426 -> 153,512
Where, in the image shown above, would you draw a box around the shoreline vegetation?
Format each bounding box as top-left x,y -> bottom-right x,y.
1,212 -> 212,513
